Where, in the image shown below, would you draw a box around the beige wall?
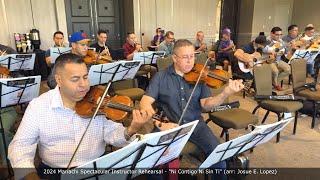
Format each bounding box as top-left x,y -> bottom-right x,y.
133,0 -> 218,48
292,0 -> 320,31
251,0 -> 293,39
0,0 -> 68,50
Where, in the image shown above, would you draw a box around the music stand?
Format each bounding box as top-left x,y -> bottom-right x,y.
133,51 -> 166,65
0,76 -> 41,178
49,47 -> 71,64
290,49 -> 319,64
88,60 -> 143,86
200,117 -> 294,168
61,120 -> 198,180
0,54 -> 36,71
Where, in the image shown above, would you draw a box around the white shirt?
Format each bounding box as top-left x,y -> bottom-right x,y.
8,87 -> 128,169
264,38 -> 286,61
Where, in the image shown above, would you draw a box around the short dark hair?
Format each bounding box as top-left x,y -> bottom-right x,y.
288,24 -> 298,32
305,26 -> 314,32
126,32 -> 135,38
97,29 -> 107,35
271,27 -> 282,33
165,31 -> 174,38
53,31 -> 64,37
173,39 -> 194,55
52,53 -> 85,75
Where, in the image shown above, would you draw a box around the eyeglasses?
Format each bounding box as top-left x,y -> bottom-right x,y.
174,54 -> 195,61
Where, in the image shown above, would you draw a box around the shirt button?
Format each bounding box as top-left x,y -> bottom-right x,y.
181,98 -> 185,101
181,87 -> 184,90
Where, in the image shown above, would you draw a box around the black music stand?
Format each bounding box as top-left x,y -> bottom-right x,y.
61,121 -> 198,180
133,51 -> 166,65
200,117 -> 294,168
88,60 -> 143,86
50,47 -> 71,64
0,76 -> 41,178
0,54 -> 36,72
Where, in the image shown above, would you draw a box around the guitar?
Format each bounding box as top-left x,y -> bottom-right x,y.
238,54 -> 274,73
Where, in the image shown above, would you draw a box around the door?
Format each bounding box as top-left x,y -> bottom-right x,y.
65,0 -> 122,48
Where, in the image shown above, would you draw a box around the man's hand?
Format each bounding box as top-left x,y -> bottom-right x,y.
127,110 -> 152,136
223,79 -> 244,96
100,48 -> 110,56
153,120 -> 178,131
135,43 -> 142,51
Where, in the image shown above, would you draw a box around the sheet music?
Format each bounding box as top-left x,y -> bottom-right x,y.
88,60 -> 143,86
133,51 -> 166,64
290,49 -> 319,64
0,54 -> 36,71
61,120 -> 198,180
136,120 -> 198,168
50,47 -> 72,63
0,76 -> 41,107
200,117 -> 293,168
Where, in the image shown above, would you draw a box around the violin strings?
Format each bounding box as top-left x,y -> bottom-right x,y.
177,58 -> 211,125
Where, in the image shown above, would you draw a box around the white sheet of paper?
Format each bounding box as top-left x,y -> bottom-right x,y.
88,60 -> 142,86
133,51 -> 166,64
0,54 -> 36,71
50,47 -> 71,63
0,76 -> 41,107
200,117 -> 294,168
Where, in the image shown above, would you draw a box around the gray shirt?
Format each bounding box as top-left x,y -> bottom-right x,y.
158,41 -> 174,55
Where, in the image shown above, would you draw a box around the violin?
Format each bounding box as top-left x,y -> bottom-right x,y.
184,63 -> 230,89
0,65 -> 10,78
75,86 -> 167,122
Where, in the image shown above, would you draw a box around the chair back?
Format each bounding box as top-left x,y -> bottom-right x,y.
253,64 -> 273,95
112,79 -> 138,90
157,56 -> 173,71
291,59 -> 307,91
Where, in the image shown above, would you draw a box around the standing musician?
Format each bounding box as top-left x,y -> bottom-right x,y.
123,32 -> 157,77
140,39 -> 244,180
264,27 -> 290,91
8,53 -> 151,180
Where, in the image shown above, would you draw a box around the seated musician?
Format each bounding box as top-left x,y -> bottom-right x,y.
264,27 -> 290,91
123,32 -> 157,78
194,31 -> 207,53
90,29 -> 114,60
45,31 -> 66,67
234,35 -> 268,80
158,31 -> 175,55
8,53 -> 151,179
47,31 -> 91,89
216,28 -> 235,71
140,39 -> 244,180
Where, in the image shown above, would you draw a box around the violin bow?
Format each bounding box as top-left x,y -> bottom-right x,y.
66,82 -> 112,169
177,57 -> 211,125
